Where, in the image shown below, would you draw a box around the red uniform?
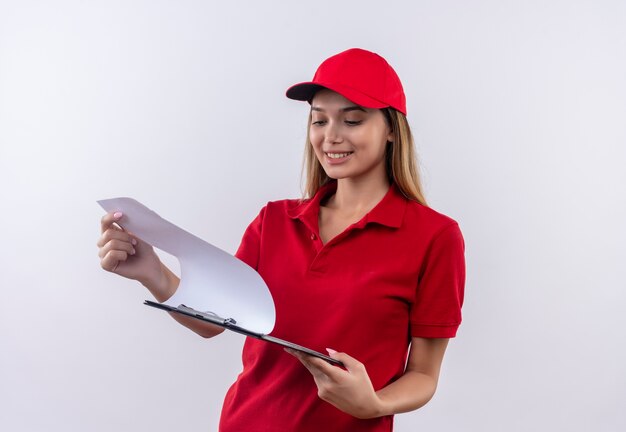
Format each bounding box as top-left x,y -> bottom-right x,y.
219,181 -> 465,431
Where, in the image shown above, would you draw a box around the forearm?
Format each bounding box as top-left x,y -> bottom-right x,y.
375,370 -> 439,416
141,263 -> 224,338
139,262 -> 179,302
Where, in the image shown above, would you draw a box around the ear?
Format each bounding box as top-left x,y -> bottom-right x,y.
386,129 -> 394,143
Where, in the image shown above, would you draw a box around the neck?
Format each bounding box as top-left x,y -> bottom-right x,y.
327,175 -> 390,215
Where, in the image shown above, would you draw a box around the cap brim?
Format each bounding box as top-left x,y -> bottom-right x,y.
286,81 -> 388,110
285,82 -> 324,102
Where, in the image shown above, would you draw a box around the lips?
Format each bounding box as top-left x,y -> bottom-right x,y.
323,151 -> 354,165
325,151 -> 354,159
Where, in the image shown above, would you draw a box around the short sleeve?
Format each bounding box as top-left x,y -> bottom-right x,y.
411,223 -> 466,338
234,206 -> 267,271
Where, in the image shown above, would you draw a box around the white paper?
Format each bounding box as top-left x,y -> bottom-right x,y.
97,197 -> 276,334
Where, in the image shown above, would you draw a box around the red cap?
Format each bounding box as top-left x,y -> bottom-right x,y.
286,48 -> 407,115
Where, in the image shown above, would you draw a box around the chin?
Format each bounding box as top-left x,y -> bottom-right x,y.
322,169 -> 352,180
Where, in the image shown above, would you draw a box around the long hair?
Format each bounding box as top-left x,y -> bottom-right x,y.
301,108 -> 427,206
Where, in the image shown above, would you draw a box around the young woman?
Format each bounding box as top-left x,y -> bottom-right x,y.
98,48 -> 465,431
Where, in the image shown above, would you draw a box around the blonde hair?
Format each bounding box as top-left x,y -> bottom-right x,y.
301,108 -> 427,206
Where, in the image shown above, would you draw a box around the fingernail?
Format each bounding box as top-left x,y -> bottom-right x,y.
131,238 -> 137,245
131,248 -> 136,255
326,348 -> 337,355
113,212 -> 123,219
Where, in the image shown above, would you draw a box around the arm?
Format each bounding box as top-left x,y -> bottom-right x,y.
286,337 -> 449,419
376,337 -> 448,414
98,211 -> 224,338
141,261 -> 225,338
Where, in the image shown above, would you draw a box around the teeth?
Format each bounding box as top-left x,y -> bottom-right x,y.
326,152 -> 352,159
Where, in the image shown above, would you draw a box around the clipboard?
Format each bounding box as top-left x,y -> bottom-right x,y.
144,300 -> 343,366
97,197 -> 343,368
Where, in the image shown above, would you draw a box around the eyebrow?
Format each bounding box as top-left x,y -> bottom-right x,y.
311,105 -> 367,113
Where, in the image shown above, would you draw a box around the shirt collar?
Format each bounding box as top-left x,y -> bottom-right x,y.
287,181 -> 407,230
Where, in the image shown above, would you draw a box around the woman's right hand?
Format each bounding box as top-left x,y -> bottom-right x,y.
98,211 -> 172,299
98,211 -> 221,337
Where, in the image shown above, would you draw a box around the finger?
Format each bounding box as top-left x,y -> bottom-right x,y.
98,238 -> 136,259
285,348 -> 314,368
100,211 -> 124,234
304,355 -> 347,381
286,349 -> 342,381
97,227 -> 135,248
285,349 -> 321,373
326,349 -> 365,375
100,250 -> 128,272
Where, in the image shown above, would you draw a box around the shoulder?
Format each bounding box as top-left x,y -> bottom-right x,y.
250,197 -> 308,224
258,197 -> 303,214
401,201 -> 464,254
402,202 -> 465,268
404,200 -> 460,235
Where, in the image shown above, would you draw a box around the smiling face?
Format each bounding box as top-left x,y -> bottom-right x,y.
309,89 -> 393,184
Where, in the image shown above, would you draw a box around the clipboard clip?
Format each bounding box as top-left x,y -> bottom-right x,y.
178,304 -> 237,325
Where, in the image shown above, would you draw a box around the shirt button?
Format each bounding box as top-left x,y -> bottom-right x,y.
310,233 -> 316,240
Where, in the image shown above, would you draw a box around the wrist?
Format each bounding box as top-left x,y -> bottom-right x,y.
372,391 -> 392,417
140,264 -> 178,302
354,394 -> 389,419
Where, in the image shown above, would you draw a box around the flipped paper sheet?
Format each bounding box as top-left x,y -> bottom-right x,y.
97,198 -> 276,334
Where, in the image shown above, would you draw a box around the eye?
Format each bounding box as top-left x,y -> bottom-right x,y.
345,120 -> 362,126
311,119 -> 327,126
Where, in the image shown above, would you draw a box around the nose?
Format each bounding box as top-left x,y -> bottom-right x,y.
324,121 -> 343,144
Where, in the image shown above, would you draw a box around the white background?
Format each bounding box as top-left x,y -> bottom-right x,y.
1,1 -> 625,431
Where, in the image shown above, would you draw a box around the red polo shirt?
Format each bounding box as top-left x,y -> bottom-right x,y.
219,181 -> 465,432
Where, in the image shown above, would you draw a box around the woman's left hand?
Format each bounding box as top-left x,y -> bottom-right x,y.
285,348 -> 386,419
